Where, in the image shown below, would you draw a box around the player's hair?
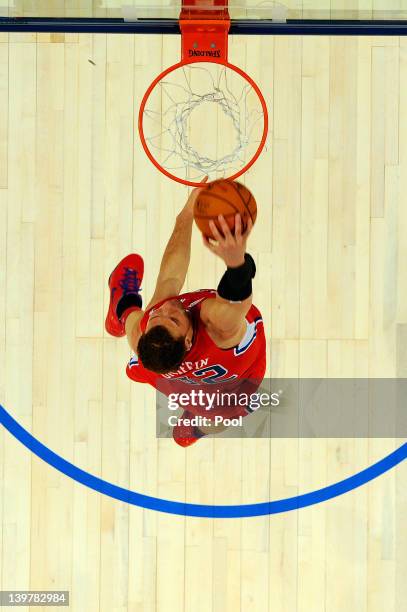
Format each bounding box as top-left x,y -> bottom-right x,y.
137,325 -> 187,374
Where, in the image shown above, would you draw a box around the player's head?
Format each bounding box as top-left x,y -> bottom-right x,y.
137,300 -> 193,374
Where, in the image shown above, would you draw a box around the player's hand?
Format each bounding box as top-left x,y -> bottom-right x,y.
202,214 -> 253,268
180,175 -> 209,218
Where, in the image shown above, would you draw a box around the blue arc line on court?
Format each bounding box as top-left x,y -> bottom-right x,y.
1,405 -> 406,518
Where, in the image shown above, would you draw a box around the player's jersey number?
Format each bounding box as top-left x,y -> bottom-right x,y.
176,364 -> 238,385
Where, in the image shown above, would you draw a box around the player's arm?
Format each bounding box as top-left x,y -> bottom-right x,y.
125,178 -> 208,352
200,214 -> 256,341
124,201 -> 196,352
145,177 -> 208,311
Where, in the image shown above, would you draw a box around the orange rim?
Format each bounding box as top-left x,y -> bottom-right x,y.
138,59 -> 269,187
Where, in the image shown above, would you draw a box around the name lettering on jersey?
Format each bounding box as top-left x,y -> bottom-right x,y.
162,358 -> 210,379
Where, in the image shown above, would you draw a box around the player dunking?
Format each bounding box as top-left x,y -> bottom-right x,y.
105,180 -> 266,447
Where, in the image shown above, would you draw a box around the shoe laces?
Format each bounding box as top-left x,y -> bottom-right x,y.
119,267 -> 142,295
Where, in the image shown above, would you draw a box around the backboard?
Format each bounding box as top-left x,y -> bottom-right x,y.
1,0 -> 407,22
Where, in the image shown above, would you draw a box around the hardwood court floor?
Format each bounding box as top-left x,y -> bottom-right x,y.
0,28 -> 406,612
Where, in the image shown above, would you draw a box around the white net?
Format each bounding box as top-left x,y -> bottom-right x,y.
140,62 -> 267,183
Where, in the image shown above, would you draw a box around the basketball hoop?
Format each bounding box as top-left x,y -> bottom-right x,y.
138,1 -> 269,187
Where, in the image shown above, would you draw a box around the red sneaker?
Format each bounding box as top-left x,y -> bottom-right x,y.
172,411 -> 206,447
105,254 -> 144,337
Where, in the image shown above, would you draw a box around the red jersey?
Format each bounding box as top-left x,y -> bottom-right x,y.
126,289 -> 266,418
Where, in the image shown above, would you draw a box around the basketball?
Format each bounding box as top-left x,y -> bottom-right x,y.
193,179 -> 257,239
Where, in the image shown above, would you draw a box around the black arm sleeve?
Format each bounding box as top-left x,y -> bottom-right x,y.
217,253 -> 256,302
